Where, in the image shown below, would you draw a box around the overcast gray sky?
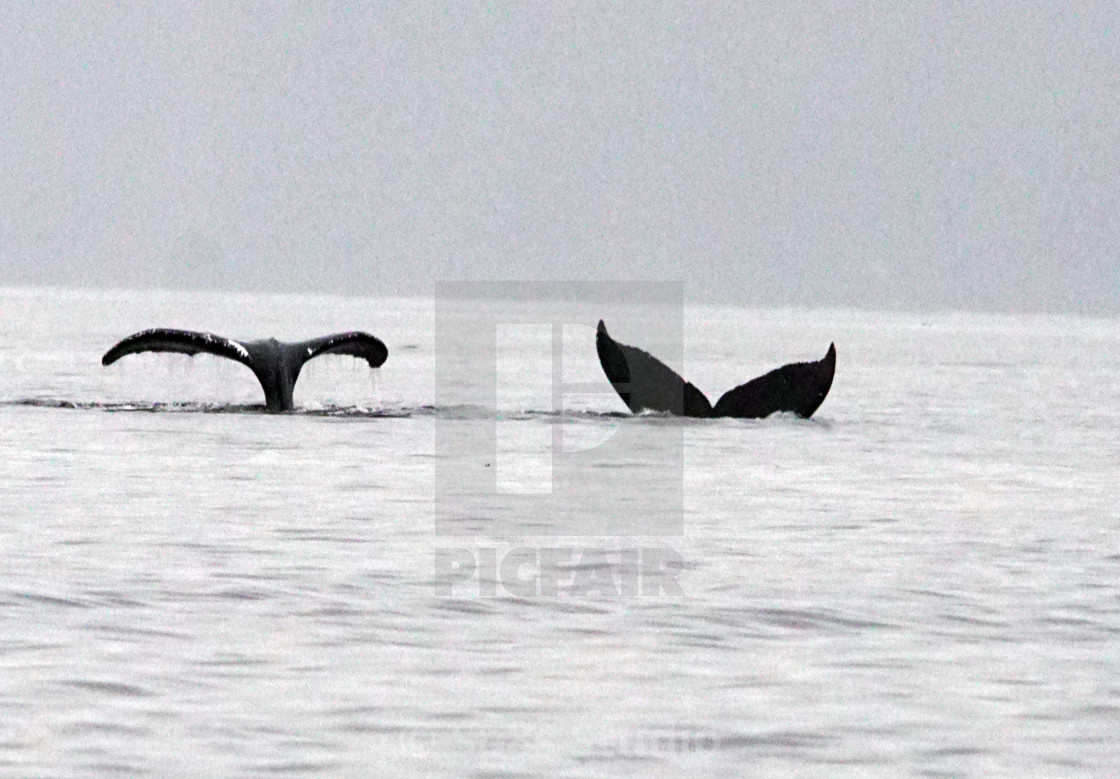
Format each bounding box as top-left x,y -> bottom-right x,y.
2,3 -> 1117,314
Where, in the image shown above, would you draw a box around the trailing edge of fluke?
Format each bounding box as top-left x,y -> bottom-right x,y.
595,320 -> 835,419
101,329 -> 388,412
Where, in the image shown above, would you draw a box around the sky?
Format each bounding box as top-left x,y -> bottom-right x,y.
2,3 -> 1118,314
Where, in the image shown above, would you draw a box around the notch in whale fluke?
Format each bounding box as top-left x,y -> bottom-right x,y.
102,328 -> 388,412
595,320 -> 834,419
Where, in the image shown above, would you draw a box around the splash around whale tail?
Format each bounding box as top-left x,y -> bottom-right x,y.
595,320 -> 834,419
102,329 -> 388,411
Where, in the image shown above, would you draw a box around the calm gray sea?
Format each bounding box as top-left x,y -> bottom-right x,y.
1,287 -> 1118,777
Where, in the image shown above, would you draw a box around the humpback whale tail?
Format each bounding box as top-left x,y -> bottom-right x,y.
595,320 -> 834,419
711,342 -> 835,419
102,329 -> 388,412
595,321 -> 712,417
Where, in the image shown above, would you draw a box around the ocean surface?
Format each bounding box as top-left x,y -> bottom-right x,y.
1,286 -> 1118,777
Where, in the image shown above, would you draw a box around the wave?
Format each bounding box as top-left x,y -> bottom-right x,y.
0,398 -> 827,425
0,398 -> 616,420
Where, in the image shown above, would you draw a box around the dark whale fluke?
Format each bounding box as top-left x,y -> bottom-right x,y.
595,321 -> 713,417
595,320 -> 834,419
102,329 -> 388,412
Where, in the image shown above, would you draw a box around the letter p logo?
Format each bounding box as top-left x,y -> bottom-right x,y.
435,282 -> 685,538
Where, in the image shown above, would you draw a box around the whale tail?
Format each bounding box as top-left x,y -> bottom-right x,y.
595,320 -> 834,419
596,320 -> 712,417
102,328 -> 255,368
102,329 -> 388,411
711,343 -> 835,419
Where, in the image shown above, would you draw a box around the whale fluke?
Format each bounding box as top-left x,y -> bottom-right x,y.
102,329 -> 256,368
711,343 -> 835,419
102,328 -> 388,412
596,320 -> 834,419
595,321 -> 712,416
